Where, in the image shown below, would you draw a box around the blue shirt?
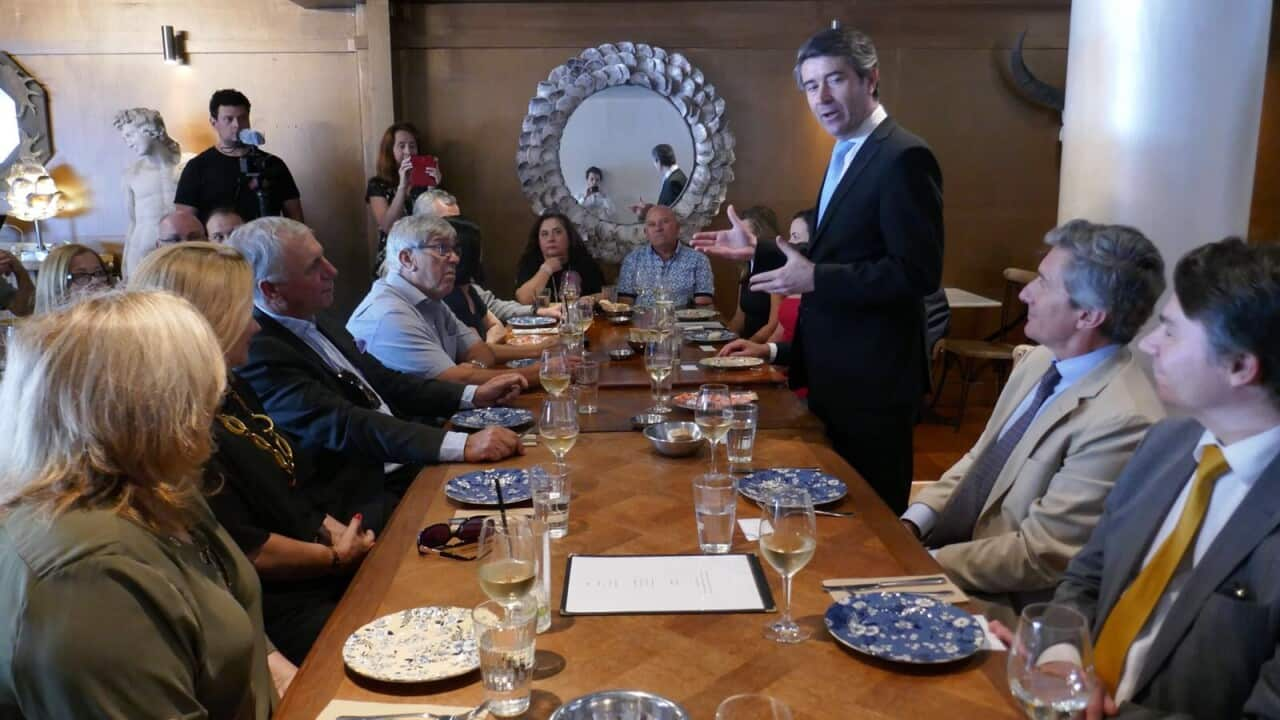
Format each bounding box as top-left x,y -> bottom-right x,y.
347,272 -> 482,380
616,243 -> 714,308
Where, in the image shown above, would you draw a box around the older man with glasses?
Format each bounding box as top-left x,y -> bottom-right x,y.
230,217 -> 526,533
347,215 -> 540,386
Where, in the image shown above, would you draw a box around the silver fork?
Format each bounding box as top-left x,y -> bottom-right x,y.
336,700 -> 489,720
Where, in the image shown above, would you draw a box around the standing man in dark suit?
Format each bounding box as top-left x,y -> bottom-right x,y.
698,26 -> 944,513
229,217 -> 526,533
631,144 -> 687,217
993,239 -> 1280,719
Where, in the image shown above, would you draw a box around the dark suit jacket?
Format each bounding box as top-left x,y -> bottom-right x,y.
238,310 -> 467,530
776,116 -> 944,416
657,168 -> 687,206
1055,417 -> 1280,719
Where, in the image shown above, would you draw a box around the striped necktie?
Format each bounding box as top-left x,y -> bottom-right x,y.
1092,445 -> 1231,691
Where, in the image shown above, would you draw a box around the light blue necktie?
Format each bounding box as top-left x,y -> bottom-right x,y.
817,139 -> 855,225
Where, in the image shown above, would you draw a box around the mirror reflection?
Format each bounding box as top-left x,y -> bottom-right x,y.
0,90 -> 17,162
559,85 -> 694,224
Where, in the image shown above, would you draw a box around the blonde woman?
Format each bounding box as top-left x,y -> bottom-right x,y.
132,242 -> 375,667
32,243 -> 112,314
0,292 -> 274,719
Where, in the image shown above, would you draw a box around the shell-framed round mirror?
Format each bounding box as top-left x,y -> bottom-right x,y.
0,52 -> 53,178
516,42 -> 735,263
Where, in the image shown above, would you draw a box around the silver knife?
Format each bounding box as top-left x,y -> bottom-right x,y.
823,576 -> 948,591
732,466 -> 821,474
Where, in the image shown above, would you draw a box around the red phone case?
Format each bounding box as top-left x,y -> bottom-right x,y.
410,155 -> 439,188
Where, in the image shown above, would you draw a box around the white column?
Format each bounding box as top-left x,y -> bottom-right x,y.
1058,0 -> 1272,270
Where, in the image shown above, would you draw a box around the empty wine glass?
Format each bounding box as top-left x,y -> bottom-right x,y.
477,515 -> 538,611
644,338 -> 675,413
540,346 -> 570,396
574,297 -> 594,334
695,384 -> 732,472
538,394 -> 579,467
715,695 -> 793,720
758,487 -> 816,643
1007,603 -> 1097,720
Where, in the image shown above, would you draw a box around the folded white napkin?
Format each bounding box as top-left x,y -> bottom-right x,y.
738,518 -> 762,541
451,508 -> 535,520
680,363 -> 699,372
317,699 -> 481,720
823,574 -> 970,604
976,615 -> 1009,652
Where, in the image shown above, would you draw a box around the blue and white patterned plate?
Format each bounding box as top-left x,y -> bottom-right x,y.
508,315 -> 557,328
506,358 -> 537,369
450,407 -> 535,430
825,592 -> 984,664
445,468 -> 532,505
342,606 -> 479,683
736,468 -> 847,505
685,328 -> 738,343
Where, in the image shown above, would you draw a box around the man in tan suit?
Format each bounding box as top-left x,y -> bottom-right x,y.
903,219 -> 1167,619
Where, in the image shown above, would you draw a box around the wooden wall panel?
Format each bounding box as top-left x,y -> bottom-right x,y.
1250,5 -> 1280,244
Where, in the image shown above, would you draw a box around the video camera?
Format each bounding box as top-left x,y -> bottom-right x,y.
236,129 -> 273,218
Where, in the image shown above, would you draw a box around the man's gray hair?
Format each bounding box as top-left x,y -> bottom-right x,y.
412,189 -> 458,218
793,27 -> 880,98
381,214 -> 457,278
1044,219 -> 1166,344
227,216 -> 311,301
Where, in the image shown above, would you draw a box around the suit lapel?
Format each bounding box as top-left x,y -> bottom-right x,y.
254,309 -> 341,380
979,349 -> 1130,515
1133,448 -> 1280,693
811,118 -> 896,254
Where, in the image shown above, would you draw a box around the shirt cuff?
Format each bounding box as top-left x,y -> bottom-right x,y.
460,385 -> 477,409
440,431 -> 469,462
901,503 -> 939,538
767,343 -> 778,363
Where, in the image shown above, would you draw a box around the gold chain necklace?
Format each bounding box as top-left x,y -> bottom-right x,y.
216,388 -> 296,484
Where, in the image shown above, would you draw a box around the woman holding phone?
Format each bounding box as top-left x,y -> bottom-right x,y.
366,122 -> 442,274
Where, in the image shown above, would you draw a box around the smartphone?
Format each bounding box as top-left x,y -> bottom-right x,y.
410,155 -> 439,188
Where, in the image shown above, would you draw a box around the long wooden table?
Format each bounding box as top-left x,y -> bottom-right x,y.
508,387 -> 823,433
277,429 -> 1018,719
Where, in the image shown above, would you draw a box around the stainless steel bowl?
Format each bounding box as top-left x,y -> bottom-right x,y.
643,421 -> 704,457
550,690 -> 690,720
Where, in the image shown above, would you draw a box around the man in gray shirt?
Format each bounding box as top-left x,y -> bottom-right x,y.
348,215 -> 540,386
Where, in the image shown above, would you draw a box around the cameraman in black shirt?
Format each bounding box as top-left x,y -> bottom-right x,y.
175,89 -> 303,223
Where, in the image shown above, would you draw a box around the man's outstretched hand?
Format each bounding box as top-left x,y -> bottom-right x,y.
691,204 -> 757,262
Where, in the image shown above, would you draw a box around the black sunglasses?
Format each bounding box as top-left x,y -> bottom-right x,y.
416,516 -> 485,561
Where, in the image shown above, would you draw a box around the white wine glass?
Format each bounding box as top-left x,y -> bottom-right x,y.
758,487 -> 816,643
715,694 -> 793,720
1007,603 -> 1097,720
477,515 -> 538,611
644,338 -> 675,413
540,346 -> 571,396
538,394 -> 579,467
695,383 -> 732,472
574,297 -> 594,335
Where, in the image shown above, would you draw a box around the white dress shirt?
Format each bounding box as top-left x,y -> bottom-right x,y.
257,305 -> 471,466
902,345 -> 1121,536
1113,423 -> 1280,703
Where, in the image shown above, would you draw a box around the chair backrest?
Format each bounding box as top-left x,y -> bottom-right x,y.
990,267 -> 1036,342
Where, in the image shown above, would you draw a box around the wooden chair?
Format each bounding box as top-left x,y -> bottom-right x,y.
930,268 -> 1037,429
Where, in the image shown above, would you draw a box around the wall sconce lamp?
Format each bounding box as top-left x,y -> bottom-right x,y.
162,26 -> 185,65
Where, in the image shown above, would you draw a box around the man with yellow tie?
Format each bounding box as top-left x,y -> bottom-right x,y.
1012,237 -> 1280,719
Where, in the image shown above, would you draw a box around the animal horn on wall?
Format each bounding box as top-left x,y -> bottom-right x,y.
1010,30 -> 1065,113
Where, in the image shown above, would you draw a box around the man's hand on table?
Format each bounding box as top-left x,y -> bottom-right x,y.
474,373 -> 527,405
464,427 -> 524,462
719,339 -> 770,359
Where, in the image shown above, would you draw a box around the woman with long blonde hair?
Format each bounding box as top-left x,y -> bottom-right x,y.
131,242 -> 374,669
32,243 -> 112,314
0,291 -> 274,719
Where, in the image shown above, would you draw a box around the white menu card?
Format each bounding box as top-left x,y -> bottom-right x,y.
561,554 -> 774,615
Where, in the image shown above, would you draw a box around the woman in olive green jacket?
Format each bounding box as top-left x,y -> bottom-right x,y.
0,291 -> 274,720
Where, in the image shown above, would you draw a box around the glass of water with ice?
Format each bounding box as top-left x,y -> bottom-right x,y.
472,599 -> 537,717
726,403 -> 758,471
530,463 -> 571,539
692,473 -> 737,554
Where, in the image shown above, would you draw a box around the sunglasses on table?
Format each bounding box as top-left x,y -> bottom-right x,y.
417,516 -> 485,561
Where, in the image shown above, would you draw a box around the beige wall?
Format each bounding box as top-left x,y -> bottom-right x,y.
4,0 -> 376,313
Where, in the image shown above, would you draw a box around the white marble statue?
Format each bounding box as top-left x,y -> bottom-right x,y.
113,108 -> 182,278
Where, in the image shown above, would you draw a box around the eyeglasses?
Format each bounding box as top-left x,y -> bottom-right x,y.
416,516 -> 484,561
419,242 -> 460,258
335,370 -> 381,410
66,270 -> 110,287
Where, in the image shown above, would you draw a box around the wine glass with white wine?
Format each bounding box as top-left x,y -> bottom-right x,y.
1007,603 -> 1097,720
540,346 -> 571,396
539,394 -> 579,467
477,515 -> 538,611
644,338 -> 675,413
758,487 -> 816,643
695,384 -> 732,472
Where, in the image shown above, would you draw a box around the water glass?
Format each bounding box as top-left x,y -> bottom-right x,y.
692,473 -> 737,554
759,488 -> 816,643
530,516 -> 553,633
715,695 -> 794,720
530,463 -> 571,539
1007,603 -> 1097,720
536,287 -> 551,310
473,599 -> 537,717
602,285 -> 618,304
572,358 -> 600,414
726,403 -> 759,470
